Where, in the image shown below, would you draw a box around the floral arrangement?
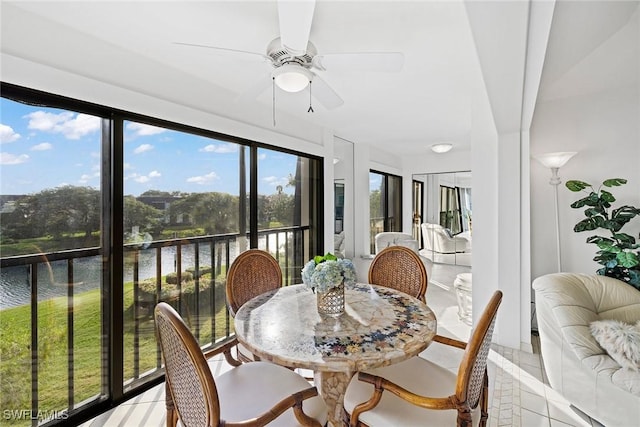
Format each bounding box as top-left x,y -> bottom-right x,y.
302,252 -> 357,293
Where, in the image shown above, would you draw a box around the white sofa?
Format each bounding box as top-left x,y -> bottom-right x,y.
420,223 -> 469,254
533,273 -> 640,427
374,232 -> 419,254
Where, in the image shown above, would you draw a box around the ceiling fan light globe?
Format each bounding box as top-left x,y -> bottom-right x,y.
273,64 -> 312,92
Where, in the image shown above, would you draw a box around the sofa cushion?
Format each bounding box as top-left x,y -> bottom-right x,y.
590,319 -> 640,371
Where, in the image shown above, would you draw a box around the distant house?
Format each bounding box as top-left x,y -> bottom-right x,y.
0,195 -> 25,214
136,195 -> 186,224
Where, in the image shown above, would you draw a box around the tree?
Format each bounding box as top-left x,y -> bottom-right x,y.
170,192 -> 238,234
124,196 -> 163,236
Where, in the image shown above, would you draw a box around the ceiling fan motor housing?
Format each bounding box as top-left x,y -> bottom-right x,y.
267,37 -> 316,69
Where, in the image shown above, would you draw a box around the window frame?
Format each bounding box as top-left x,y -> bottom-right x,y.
0,82 -> 324,425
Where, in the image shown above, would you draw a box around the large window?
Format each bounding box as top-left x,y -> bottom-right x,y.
0,84 -> 322,426
0,98 -> 107,426
369,170 -> 402,253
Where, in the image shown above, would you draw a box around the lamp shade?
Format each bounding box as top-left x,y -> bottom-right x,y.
272,64 -> 313,92
431,143 -> 453,154
534,152 -> 577,169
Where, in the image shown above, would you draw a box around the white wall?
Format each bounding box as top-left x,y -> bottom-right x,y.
531,83 -> 640,281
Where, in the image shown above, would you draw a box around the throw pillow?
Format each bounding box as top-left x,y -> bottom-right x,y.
590,319 -> 640,371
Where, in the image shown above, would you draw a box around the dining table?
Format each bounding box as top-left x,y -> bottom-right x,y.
233,282 -> 437,426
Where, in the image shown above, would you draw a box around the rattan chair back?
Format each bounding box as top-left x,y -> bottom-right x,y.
368,245 -> 428,302
155,302 -> 220,427
226,249 -> 282,317
456,290 -> 502,409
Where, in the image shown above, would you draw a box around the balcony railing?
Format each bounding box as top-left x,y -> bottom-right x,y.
0,225 -> 309,426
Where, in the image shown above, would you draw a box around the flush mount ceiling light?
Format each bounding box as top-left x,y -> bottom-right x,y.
272,63 -> 313,92
431,143 -> 453,154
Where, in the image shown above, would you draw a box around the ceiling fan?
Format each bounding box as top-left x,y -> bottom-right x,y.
175,0 -> 404,110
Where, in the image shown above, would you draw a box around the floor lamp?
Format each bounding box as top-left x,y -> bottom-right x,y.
535,152 -> 577,272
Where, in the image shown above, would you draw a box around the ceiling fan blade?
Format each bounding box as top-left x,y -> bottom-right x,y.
277,0 -> 316,56
173,42 -> 270,63
311,75 -> 344,110
312,52 -> 404,72
234,73 -> 273,104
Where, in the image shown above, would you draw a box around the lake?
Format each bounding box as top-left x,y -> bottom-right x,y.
0,244 -> 222,309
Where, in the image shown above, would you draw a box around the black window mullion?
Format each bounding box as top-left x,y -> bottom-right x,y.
106,116 -> 124,402
249,146 -> 259,249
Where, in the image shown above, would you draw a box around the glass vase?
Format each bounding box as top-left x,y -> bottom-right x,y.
316,281 -> 345,317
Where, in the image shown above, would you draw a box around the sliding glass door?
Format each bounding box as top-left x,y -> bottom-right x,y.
369,170 -> 402,253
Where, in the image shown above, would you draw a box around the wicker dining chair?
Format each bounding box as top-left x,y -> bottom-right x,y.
368,245 -> 428,302
154,302 -> 327,427
343,290 -> 503,427
225,249 -> 282,362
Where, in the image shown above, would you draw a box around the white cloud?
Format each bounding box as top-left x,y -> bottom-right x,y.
25,111 -> 100,140
78,172 -> 99,184
31,142 -> 53,151
126,122 -> 167,136
126,171 -> 161,184
0,152 -> 29,165
200,143 -> 238,153
187,171 -> 219,185
124,162 -> 133,170
134,144 -> 154,154
258,153 -> 267,160
0,124 -> 21,143
262,175 -> 289,187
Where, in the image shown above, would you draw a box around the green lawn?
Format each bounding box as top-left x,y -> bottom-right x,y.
0,279 -> 231,427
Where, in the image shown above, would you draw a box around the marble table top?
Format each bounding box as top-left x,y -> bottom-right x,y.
234,282 -> 438,373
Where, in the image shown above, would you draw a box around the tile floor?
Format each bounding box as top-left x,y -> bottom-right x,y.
83,263 -> 605,427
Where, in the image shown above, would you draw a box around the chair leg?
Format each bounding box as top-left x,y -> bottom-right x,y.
479,370 -> 489,426
222,347 -> 242,367
165,382 -> 178,427
457,408 -> 473,427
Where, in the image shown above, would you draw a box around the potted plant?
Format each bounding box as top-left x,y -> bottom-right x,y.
301,252 -> 357,316
566,178 -> 640,289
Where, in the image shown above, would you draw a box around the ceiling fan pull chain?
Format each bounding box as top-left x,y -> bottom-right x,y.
272,77 -> 277,127
307,80 -> 314,113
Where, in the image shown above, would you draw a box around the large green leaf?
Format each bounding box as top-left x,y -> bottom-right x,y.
584,207 -> 604,218
604,219 -> 624,232
566,180 -> 591,192
596,241 -> 620,252
600,190 -> 615,203
617,251 -> 639,268
612,205 -> 640,220
603,178 -> 627,187
571,196 -> 597,209
586,235 -> 612,245
574,218 -> 598,232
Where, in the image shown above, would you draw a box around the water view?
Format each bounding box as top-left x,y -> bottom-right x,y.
0,244 -> 220,309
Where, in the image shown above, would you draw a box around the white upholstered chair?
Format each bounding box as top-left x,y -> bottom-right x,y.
421,223 -> 469,254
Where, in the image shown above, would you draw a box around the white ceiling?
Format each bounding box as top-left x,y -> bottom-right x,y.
1,1 -> 638,157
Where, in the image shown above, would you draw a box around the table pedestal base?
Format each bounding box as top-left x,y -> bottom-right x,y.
315,370 -> 354,427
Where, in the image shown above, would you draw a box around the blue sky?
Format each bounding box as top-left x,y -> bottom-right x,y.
0,98 -> 297,196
